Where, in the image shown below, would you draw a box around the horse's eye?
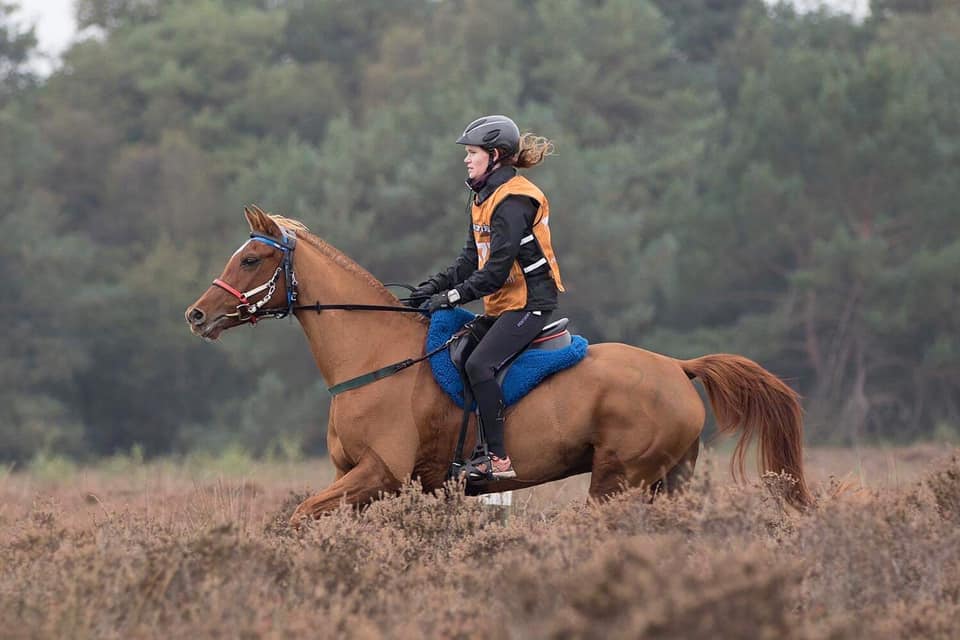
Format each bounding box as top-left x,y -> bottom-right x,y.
241,256 -> 260,267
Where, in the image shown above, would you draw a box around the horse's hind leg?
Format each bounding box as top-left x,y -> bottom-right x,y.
661,438 -> 699,495
587,448 -> 630,501
588,438 -> 700,502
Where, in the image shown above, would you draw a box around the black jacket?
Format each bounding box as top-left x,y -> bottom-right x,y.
432,166 -> 559,312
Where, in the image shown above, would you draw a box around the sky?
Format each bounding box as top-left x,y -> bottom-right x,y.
13,0 -> 77,74
13,0 -> 871,75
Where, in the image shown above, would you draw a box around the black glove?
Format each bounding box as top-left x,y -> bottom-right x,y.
429,288 -> 465,312
427,292 -> 453,313
404,278 -> 440,308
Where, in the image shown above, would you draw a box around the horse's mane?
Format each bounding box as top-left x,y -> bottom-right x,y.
268,215 -> 309,233
265,214 -> 428,324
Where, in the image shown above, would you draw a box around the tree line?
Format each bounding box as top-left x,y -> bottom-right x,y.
1,0 -> 958,463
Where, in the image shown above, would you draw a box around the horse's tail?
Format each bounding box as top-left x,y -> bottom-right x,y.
680,354 -> 813,508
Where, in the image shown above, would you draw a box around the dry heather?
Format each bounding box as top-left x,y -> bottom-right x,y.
1,447 -> 959,639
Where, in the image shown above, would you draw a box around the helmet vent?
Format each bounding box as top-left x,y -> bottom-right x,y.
482,130 -> 500,143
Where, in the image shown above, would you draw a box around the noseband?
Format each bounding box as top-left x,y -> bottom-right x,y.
212,228 -> 299,323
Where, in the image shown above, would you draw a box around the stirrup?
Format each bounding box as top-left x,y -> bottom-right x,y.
464,449 -> 494,483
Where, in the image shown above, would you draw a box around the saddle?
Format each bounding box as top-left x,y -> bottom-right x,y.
447,317 -> 572,487
448,317 -> 573,382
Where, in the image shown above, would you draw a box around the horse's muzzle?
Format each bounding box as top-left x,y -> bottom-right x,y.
186,307 -> 205,326
184,305 -> 229,341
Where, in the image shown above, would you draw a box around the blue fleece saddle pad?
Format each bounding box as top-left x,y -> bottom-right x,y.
427,308 -> 589,409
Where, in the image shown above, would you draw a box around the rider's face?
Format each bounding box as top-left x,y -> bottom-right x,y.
464,145 -> 494,180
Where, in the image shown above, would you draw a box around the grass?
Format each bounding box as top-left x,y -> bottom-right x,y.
1,444 -> 958,639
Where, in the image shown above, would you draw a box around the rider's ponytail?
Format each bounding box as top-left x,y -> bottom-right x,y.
507,133 -> 554,169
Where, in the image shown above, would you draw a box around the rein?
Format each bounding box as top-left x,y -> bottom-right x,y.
211,229 -> 441,396
289,302 -> 427,315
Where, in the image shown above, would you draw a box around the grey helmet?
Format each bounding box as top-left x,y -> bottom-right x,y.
456,115 -> 520,157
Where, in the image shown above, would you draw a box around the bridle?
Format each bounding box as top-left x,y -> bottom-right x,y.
212,227 -> 300,323
213,226 -> 435,322
208,226 -> 454,397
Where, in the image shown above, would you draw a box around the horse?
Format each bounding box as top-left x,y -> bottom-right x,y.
185,205 -> 812,524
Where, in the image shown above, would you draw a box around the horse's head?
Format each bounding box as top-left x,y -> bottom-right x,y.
184,205 -> 300,340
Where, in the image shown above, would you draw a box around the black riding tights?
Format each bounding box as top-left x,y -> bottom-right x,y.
463,310 -> 551,458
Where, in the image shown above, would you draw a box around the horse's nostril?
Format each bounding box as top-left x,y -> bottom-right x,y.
188,307 -> 205,325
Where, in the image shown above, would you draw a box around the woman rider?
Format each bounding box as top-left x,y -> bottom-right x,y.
406,115 -> 564,479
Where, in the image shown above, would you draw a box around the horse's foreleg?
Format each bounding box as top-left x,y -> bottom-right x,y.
289,451 -> 402,525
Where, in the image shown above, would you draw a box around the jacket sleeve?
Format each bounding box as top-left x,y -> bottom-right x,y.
454,195 -> 538,303
430,221 -> 478,290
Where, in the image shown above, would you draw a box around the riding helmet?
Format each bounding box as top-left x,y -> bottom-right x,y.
456,115 -> 520,157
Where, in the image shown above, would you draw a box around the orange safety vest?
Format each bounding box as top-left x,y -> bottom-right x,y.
471,175 -> 564,316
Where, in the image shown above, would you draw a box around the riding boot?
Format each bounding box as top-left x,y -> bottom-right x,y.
473,379 -> 507,458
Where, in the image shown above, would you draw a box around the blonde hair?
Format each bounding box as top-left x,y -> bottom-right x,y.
506,133 -> 554,169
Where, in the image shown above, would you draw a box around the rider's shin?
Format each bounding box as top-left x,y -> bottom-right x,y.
473,378 -> 507,458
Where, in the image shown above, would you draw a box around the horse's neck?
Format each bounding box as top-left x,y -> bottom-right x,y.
291,239 -> 427,386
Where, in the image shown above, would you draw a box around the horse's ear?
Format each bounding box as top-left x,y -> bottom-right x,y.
243,205 -> 258,231
243,204 -> 281,236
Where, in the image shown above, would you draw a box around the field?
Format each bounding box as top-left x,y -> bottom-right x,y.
2,444 -> 959,639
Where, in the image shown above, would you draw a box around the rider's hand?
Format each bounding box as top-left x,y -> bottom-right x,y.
428,289 -> 461,313
427,292 -> 451,313
404,279 -> 440,308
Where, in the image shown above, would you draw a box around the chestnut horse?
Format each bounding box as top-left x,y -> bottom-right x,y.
185,206 -> 812,523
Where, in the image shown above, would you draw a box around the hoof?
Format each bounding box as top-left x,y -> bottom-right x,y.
288,501 -> 313,528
